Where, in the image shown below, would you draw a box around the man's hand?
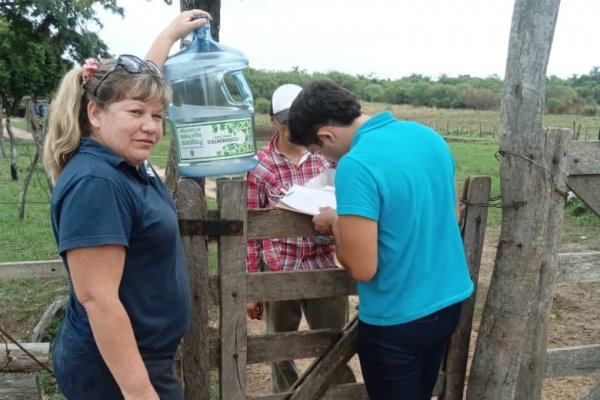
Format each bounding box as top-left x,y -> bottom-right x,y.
246,302 -> 263,320
312,207 -> 337,235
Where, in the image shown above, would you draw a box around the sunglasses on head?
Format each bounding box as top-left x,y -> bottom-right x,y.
93,54 -> 162,97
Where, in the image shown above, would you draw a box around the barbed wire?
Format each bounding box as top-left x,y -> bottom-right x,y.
462,194 -> 527,209
497,149 -> 570,199
461,147 -> 572,210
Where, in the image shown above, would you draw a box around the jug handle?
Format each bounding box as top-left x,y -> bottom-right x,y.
222,71 -> 253,106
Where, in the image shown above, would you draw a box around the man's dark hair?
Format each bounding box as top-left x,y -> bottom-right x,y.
288,80 -> 361,146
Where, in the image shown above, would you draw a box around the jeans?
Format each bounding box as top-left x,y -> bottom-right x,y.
357,302 -> 462,400
52,322 -> 183,399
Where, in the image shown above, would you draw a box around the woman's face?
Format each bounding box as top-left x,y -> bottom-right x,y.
88,98 -> 164,165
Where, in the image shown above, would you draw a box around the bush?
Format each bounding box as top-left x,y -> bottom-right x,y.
254,97 -> 270,114
546,97 -> 564,114
582,105 -> 597,116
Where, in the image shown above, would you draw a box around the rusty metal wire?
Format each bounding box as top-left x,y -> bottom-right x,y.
497,149 -> 570,199
0,325 -> 53,375
461,194 -> 526,209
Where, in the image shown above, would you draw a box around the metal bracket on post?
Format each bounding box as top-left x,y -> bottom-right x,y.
178,219 -> 243,237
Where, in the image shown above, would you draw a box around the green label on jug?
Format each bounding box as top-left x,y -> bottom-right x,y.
175,117 -> 254,162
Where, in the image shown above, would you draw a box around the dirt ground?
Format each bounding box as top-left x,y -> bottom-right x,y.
244,228 -> 600,399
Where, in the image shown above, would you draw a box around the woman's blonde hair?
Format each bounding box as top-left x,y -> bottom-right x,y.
43,59 -> 172,183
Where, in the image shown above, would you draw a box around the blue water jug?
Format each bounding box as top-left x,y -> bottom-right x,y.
164,20 -> 258,177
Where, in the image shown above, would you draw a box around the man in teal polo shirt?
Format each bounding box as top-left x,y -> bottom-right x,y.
287,80 -> 473,400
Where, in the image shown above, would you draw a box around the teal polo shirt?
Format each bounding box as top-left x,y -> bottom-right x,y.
336,112 -> 473,326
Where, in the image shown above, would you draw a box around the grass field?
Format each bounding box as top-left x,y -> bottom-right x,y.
1,104 -> 599,262
362,102 -> 600,140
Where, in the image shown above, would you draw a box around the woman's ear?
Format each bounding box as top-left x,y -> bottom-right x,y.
87,101 -> 101,130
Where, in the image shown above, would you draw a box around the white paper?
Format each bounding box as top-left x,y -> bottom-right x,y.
278,185 -> 336,215
304,168 -> 336,189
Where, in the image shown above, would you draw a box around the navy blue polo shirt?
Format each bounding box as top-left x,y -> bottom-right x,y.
51,138 -> 190,354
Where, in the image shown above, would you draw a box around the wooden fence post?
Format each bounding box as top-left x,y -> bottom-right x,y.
442,176 -> 491,399
217,178 -> 248,399
177,179 -> 211,400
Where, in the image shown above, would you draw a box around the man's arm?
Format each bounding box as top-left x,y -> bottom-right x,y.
313,208 -> 378,282
334,215 -> 378,281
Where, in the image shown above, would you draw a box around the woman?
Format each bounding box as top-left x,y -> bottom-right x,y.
43,10 -> 210,400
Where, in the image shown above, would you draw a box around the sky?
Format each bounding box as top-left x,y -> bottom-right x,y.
93,0 -> 599,81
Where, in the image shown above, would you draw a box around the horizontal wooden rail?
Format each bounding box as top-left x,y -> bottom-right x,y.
208,329 -> 342,368
567,141 -> 600,215
556,252 -> 600,283
246,376 -> 446,400
0,375 -> 41,400
567,174 -> 600,216
247,209 -> 317,238
246,269 -> 357,302
568,141 -> 600,175
0,260 -> 64,280
0,343 -> 49,373
247,383 -> 369,400
205,269 -> 357,305
9,341 -> 597,381
545,344 -> 600,378
6,250 -> 596,287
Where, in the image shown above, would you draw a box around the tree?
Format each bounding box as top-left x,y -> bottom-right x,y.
0,19 -> 66,115
181,0 -> 221,39
467,1 -> 570,398
0,0 -> 121,115
545,84 -> 578,113
166,3 -> 223,398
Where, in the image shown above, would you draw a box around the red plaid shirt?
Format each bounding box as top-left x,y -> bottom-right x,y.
246,132 -> 336,273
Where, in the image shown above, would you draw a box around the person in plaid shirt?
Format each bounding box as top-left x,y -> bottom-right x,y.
246,84 -> 356,393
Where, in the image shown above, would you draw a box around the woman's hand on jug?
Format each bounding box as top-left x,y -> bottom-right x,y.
146,9 -> 212,69
167,9 -> 212,42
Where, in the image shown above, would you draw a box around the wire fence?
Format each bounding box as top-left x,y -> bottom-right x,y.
255,120 -> 600,141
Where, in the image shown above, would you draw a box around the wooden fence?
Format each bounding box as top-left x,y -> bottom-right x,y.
256,122 -> 600,143
2,171 -> 600,398
172,175 -> 489,399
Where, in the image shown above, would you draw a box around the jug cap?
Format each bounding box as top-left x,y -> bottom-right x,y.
181,14 -> 210,47
270,84 -> 303,123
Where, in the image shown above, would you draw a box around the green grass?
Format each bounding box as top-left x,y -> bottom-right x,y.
362,102 -> 600,140
2,110 -> 598,260
0,276 -> 68,341
6,118 -> 28,131
449,141 -> 502,225
38,371 -> 65,400
0,138 -> 56,261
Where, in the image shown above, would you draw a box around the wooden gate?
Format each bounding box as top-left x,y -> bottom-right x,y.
567,141 -> 600,216
544,139 -> 600,397
176,175 -> 492,400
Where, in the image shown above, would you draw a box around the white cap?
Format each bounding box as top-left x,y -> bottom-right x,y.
270,84 -> 303,123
